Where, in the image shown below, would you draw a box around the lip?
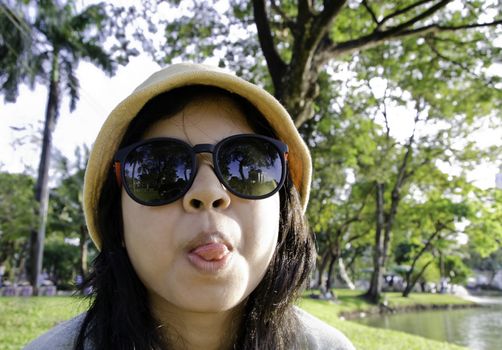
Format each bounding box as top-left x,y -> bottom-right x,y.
186,232 -> 234,273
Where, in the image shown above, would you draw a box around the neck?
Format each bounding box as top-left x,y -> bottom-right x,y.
150,295 -> 242,350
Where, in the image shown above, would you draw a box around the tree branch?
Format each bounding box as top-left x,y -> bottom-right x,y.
394,19 -> 502,39
393,102 -> 420,199
365,76 -> 391,139
252,0 -> 286,88
425,37 -> 496,87
380,0 -> 437,27
315,0 -> 347,35
362,0 -> 380,26
320,9 -> 502,62
410,228 -> 442,271
381,100 -> 422,259
347,229 -> 372,243
270,0 -> 288,19
410,258 -> 434,289
276,1 -> 347,124
388,0 -> 451,35
270,0 -> 296,32
297,0 -> 313,21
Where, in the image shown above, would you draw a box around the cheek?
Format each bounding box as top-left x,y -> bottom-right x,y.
239,194 -> 280,271
120,192 -> 179,279
121,190 -> 176,240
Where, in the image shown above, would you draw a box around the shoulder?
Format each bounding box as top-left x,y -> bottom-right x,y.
294,306 -> 355,350
23,313 -> 90,350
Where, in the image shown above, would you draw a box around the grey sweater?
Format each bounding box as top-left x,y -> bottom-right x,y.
23,307 -> 355,350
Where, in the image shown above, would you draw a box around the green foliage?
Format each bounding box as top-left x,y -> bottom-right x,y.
465,247 -> 502,280
0,1 -> 135,288
392,178 -> 476,292
43,235 -> 79,289
135,0 -> 271,86
46,148 -> 94,284
48,150 -> 87,236
0,2 -> 35,102
465,189 -> 502,258
0,172 -> 36,241
416,253 -> 441,285
444,255 -> 471,285
0,0 -> 137,105
0,172 -> 36,280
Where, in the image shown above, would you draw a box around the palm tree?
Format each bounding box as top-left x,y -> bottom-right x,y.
0,0 -> 120,293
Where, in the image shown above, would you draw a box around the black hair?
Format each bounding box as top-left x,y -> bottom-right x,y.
76,86 -> 315,349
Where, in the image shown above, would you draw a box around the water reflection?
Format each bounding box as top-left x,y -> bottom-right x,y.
354,303 -> 502,350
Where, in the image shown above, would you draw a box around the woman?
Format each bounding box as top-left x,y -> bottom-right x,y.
24,63 -> 354,350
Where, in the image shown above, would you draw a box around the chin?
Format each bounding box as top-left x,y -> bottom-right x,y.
178,285 -> 250,313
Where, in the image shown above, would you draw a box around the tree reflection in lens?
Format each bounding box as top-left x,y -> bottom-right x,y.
218,138 -> 281,196
124,141 -> 193,202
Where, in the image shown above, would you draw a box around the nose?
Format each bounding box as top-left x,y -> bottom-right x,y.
182,159 -> 231,212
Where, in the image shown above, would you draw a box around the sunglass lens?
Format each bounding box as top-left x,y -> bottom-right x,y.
217,137 -> 283,197
123,141 -> 193,204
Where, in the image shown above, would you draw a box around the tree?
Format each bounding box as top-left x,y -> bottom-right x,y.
463,187 -> 502,281
0,172 -> 37,283
48,147 -> 92,280
396,196 -> 470,297
305,75 -> 376,295
0,0 -> 135,293
346,41 -> 501,301
135,1 -> 501,126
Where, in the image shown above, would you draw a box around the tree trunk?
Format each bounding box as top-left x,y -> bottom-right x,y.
324,232 -> 342,297
366,131 -> 413,302
316,247 -> 330,289
402,229 -> 441,297
402,284 -> 413,297
402,270 -> 414,297
338,257 -> 355,290
365,182 -> 385,303
325,252 -> 338,291
16,241 -> 30,283
324,251 -> 339,300
402,259 -> 434,297
30,53 -> 60,294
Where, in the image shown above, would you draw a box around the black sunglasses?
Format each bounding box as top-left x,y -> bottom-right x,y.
114,134 -> 289,206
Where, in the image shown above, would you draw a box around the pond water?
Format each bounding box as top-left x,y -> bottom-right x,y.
354,299 -> 502,350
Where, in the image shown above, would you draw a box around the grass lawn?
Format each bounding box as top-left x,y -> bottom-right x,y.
304,289 -> 474,316
1,292 -> 470,350
0,296 -> 88,350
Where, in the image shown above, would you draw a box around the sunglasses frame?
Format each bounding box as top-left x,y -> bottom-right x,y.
114,134 -> 289,206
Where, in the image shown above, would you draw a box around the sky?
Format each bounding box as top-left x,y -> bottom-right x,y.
0,55 -> 161,173
0,0 -> 501,188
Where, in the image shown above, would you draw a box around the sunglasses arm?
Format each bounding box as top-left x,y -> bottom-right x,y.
113,162 -> 122,188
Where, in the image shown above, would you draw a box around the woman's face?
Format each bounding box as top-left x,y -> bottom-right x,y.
121,94 -> 280,314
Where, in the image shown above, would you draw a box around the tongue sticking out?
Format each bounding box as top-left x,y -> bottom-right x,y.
191,243 -> 229,261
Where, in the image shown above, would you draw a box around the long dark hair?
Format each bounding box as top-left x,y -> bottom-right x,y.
76,86 -> 316,349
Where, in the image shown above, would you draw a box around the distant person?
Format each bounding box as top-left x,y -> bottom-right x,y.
24,63 -> 354,349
